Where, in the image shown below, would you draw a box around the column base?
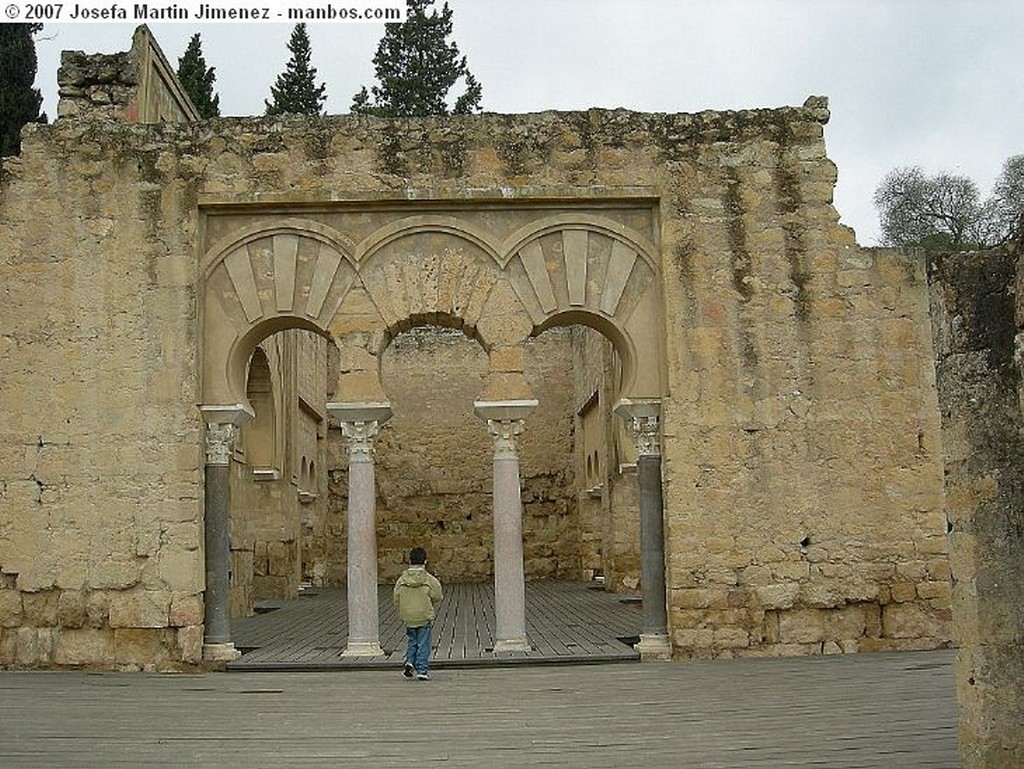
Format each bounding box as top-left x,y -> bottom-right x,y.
342,641 -> 385,657
493,637 -> 531,653
634,633 -> 672,661
203,642 -> 241,662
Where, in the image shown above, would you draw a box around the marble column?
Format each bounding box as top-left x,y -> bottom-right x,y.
328,402 -> 391,657
199,404 -> 252,663
474,400 -> 537,653
616,399 -> 672,661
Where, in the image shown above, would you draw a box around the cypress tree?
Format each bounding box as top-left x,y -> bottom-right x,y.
176,33 -> 220,118
265,24 -> 327,116
351,0 -> 482,117
0,23 -> 46,156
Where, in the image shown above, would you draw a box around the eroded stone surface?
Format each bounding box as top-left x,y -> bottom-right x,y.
928,246 -> 1024,768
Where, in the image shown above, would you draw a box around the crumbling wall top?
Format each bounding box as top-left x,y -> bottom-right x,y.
57,25 -> 199,124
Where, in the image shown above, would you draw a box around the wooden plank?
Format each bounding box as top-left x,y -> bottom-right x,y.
230,581 -> 641,670
0,651 -> 959,768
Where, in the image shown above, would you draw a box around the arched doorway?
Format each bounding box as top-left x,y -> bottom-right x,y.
198,204 -> 669,662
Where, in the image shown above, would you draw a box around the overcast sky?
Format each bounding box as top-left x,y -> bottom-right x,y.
30,0 -> 1024,245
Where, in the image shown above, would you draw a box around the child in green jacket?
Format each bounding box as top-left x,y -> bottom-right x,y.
394,547 -> 443,680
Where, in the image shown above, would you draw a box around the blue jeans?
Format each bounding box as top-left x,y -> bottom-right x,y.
405,623 -> 432,675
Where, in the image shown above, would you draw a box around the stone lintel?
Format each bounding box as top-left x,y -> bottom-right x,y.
634,633 -> 672,662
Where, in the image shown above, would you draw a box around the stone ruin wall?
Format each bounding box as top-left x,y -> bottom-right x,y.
322,326 -> 585,588
928,244 -> 1024,768
57,26 -> 198,124
0,77 -> 952,667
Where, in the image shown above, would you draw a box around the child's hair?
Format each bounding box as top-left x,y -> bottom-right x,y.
409,547 -> 427,565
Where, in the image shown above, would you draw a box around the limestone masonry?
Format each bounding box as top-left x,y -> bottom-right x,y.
1,27 -> 951,673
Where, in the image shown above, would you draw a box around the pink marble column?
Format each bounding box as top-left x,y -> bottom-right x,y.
475,400 -> 537,653
329,403 -> 391,657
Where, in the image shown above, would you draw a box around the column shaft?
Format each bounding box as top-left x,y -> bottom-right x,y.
203,462 -> 231,645
493,451 -> 528,651
638,454 -> 669,636
615,400 -> 672,661
474,400 -> 537,654
345,453 -> 382,655
199,407 -> 250,664
329,404 -> 391,659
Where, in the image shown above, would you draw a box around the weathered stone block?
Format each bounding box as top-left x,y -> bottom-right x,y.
890,581 -> 917,603
800,584 -> 843,609
916,580 -> 951,602
57,590 -> 87,629
16,627 -> 45,665
169,593 -> 203,627
0,590 -> 23,627
114,628 -> 174,668
825,604 -> 869,640
0,628 -> 16,664
267,541 -> 292,577
157,549 -> 203,592
882,601 -> 945,640
778,608 -> 825,644
22,591 -> 58,625
55,628 -> 115,666
108,590 -> 169,628
754,584 -> 798,610
177,625 -> 203,664
771,562 -> 810,581
713,627 -> 750,649
88,560 -> 139,590
85,591 -> 109,628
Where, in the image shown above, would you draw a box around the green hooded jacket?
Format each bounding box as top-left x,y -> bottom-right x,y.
393,566 -> 443,628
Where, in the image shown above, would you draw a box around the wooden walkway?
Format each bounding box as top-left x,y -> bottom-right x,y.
0,650 -> 959,767
228,580 -> 642,671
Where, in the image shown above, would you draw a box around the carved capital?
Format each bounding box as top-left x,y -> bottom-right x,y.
328,402 -> 392,464
199,404 -> 253,467
204,423 -> 239,466
486,419 -> 525,460
615,399 -> 662,458
474,400 -> 537,461
340,420 -> 381,462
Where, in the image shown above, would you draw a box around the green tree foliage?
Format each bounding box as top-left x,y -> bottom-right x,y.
176,33 -> 220,118
351,0 -> 482,117
265,24 -> 327,116
874,156 -> 1024,251
0,23 -> 46,157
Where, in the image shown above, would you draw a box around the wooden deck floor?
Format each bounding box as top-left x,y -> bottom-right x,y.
0,651 -> 958,767
228,580 -> 642,671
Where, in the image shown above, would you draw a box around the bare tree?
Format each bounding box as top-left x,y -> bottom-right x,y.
874,156 -> 1024,251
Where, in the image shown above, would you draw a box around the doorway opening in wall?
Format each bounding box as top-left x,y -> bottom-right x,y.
226,322 -> 642,669
228,329 -> 332,626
